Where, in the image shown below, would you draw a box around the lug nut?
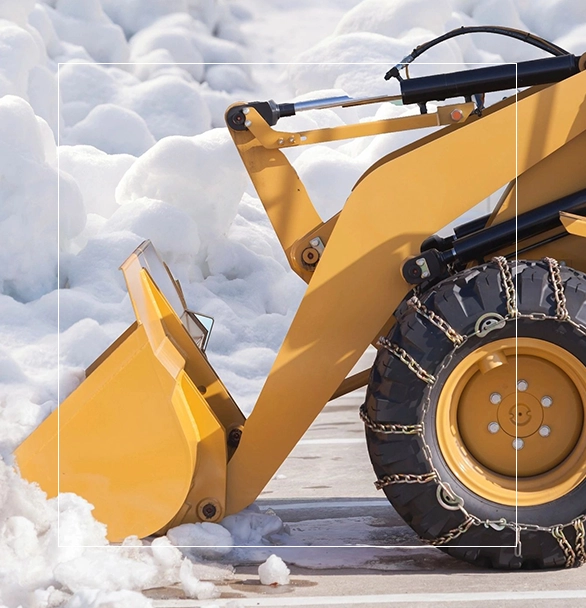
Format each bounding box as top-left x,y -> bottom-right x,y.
488,422 -> 500,434
517,380 -> 528,392
539,425 -> 551,437
541,396 -> 553,408
512,438 -> 524,450
489,392 -> 502,405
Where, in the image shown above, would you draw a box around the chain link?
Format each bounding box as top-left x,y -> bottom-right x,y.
544,257 -> 570,320
408,295 -> 465,346
424,516 -> 476,546
375,472 -> 437,490
378,337 -> 436,384
493,256 -> 518,317
552,526 -> 576,568
365,257 -> 586,565
359,404 -> 422,435
574,518 -> 586,566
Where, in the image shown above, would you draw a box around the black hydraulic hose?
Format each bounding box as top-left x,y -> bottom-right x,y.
384,25 -> 570,81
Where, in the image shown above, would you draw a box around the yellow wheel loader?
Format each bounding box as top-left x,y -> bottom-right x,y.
15,26 -> 586,569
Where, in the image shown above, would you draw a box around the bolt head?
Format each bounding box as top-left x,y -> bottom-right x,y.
309,238 -> 320,247
488,422 -> 500,434
489,392 -> 502,405
539,425 -> 551,437
541,396 -> 553,408
512,438 -> 524,450
244,119 -> 252,127
517,379 -> 528,392
201,503 -> 217,519
415,258 -> 426,267
288,136 -> 295,143
228,428 -> 242,447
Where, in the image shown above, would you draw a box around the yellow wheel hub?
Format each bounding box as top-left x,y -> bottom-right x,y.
436,337 -> 586,506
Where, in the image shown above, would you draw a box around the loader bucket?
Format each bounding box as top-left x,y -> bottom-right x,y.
15,242 -> 242,541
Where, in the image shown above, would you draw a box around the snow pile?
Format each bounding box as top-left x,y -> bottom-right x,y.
0,94 -> 67,303
9,0 -> 251,157
258,554 -> 291,586
48,0 -> 129,64
0,458 -> 259,605
287,0 -> 586,96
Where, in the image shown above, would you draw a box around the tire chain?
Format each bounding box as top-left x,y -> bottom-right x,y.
363,257 -> 586,567
378,337 -> 436,384
407,294 -> 465,346
374,472 -> 437,490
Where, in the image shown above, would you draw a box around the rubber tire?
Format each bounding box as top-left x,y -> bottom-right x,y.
364,259 -> 586,569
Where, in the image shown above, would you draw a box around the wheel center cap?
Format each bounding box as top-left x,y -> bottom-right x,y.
509,403 -> 532,426
498,393 -> 543,437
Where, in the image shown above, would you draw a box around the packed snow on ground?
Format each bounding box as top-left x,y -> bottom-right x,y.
0,0 -> 585,605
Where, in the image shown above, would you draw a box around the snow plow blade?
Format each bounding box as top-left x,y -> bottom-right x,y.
15,242 -> 244,541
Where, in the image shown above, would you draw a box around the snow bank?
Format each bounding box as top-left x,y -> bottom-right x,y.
0,0 -> 36,27
0,0 -> 249,157
116,128 -> 245,253
0,18 -> 42,99
0,95 -> 79,303
64,105 -> 155,156
335,0 -> 453,38
101,0 -> 190,38
58,145 -> 136,218
47,0 -> 130,64
59,62 -> 212,144
117,75 -> 212,140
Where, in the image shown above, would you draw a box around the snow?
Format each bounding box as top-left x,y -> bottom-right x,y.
58,146 -> 136,217
258,554 -> 291,586
47,2 -> 130,65
0,0 -> 585,604
335,0 -> 453,39
167,522 -> 233,560
63,105 -> 155,156
0,94 -> 65,303
115,129 -> 246,256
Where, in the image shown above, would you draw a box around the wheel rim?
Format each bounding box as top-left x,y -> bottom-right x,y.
436,337 -> 586,506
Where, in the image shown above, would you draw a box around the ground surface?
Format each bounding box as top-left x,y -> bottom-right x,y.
143,391 -> 586,608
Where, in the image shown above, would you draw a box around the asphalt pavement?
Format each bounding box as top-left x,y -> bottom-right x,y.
149,390 -> 586,608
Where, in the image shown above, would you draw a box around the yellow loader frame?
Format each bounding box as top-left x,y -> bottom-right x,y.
16,65 -> 586,541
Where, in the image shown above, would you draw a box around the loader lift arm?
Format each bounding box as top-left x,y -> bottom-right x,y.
15,35 -> 586,542
224,54 -> 586,516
